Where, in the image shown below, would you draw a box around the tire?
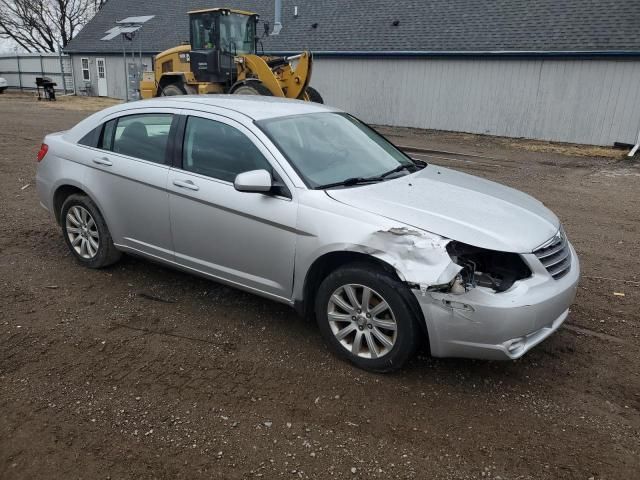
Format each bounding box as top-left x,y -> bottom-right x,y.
60,194 -> 121,269
232,81 -> 273,96
304,86 -> 323,104
0,88 -> 5,94
160,83 -> 187,96
314,263 -> 421,372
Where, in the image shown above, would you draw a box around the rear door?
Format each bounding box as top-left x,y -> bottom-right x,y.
81,109 -> 177,261
167,112 -> 298,301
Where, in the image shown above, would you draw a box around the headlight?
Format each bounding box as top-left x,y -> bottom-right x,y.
446,241 -> 532,293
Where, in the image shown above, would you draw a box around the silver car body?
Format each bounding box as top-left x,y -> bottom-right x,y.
36,96 -> 579,360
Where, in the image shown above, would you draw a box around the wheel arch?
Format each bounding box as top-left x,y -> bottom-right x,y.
157,74 -> 188,96
52,182 -> 110,232
297,251 -> 400,317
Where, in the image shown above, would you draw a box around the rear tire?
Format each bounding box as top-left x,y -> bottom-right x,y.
305,86 -> 323,104
161,83 -> 187,96
232,81 -> 273,96
314,263 -> 421,372
60,194 -> 121,269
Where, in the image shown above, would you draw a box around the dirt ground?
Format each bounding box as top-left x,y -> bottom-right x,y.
1,94 -> 639,480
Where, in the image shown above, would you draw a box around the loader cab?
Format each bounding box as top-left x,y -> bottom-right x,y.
189,8 -> 258,84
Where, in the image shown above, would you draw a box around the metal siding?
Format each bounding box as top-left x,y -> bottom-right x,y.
312,57 -> 640,145
0,53 -> 72,92
70,54 -> 153,99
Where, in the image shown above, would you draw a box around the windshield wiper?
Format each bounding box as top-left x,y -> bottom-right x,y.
315,164 -> 416,190
377,164 -> 413,179
315,176 -> 383,190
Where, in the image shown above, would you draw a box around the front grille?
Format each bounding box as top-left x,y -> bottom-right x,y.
534,229 -> 571,280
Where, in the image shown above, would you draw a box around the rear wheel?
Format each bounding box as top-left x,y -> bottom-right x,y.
160,83 -> 196,96
61,194 -> 121,269
314,263 -> 421,372
304,86 -> 323,104
232,81 -> 273,96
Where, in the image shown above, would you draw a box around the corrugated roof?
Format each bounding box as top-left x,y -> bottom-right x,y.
65,0 -> 640,55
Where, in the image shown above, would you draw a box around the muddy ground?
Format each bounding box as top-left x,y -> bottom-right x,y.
1,94 -> 639,479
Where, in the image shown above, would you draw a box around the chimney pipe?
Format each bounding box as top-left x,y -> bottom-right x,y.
272,0 -> 283,35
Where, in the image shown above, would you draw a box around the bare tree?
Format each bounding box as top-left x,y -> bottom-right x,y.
0,0 -> 107,52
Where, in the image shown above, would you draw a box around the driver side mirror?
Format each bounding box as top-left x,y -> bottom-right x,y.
234,169 -> 273,193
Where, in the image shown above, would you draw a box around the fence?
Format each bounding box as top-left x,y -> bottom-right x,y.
0,52 -> 74,93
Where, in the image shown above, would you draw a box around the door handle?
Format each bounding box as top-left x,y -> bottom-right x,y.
173,179 -> 200,191
92,157 -> 112,166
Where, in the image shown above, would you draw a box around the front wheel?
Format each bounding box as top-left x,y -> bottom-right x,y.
232,81 -> 274,96
314,263 -> 421,372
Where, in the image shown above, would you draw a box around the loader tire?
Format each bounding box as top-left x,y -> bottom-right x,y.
161,83 -> 188,96
305,86 -> 324,104
232,81 -> 273,96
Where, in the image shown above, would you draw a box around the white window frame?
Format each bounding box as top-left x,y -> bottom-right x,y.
81,57 -> 90,82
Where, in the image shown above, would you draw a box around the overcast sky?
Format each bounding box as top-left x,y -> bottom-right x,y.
0,37 -> 19,53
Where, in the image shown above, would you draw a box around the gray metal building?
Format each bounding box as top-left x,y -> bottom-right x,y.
0,53 -> 74,92
64,0 -> 640,146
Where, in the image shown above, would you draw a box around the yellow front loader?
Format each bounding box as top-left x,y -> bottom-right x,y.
140,8 -> 323,103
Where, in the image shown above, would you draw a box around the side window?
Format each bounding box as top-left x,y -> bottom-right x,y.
110,114 -> 173,163
101,119 -> 116,151
182,116 -> 272,182
78,125 -> 101,147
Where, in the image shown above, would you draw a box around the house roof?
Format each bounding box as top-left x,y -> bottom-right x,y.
65,0 -> 640,56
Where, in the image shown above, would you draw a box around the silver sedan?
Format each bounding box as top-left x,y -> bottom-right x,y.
35,96 -> 579,372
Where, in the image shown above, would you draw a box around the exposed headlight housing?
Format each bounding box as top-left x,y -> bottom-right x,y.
446,241 -> 532,293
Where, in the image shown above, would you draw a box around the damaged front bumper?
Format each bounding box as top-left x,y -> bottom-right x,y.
414,243 -> 580,360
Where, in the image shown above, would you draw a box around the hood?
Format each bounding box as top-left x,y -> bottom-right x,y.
326,166 -> 559,253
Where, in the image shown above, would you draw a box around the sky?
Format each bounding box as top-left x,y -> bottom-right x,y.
0,37 -> 19,53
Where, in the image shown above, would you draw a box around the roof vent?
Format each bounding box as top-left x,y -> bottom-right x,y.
392,20 -> 400,26
311,22 -> 318,29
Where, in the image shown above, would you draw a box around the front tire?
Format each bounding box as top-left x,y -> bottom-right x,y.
232,81 -> 273,96
314,263 -> 421,372
61,194 -> 121,269
160,83 -> 191,96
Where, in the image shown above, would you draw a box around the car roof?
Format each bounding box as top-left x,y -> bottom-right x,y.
121,95 -> 340,121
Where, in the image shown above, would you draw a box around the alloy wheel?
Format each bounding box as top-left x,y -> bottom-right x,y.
327,284 -> 398,359
65,205 -> 99,259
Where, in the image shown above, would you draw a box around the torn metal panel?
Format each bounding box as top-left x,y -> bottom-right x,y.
363,227 -> 462,286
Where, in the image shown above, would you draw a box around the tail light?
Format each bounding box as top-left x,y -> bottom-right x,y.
37,143 -> 49,162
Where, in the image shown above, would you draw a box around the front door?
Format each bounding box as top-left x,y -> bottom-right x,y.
168,113 -> 298,300
96,58 -> 108,96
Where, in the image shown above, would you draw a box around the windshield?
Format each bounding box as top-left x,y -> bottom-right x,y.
220,13 -> 256,54
257,113 -> 417,188
191,13 -> 216,50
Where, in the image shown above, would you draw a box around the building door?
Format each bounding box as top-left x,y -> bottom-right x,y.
96,58 -> 108,96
